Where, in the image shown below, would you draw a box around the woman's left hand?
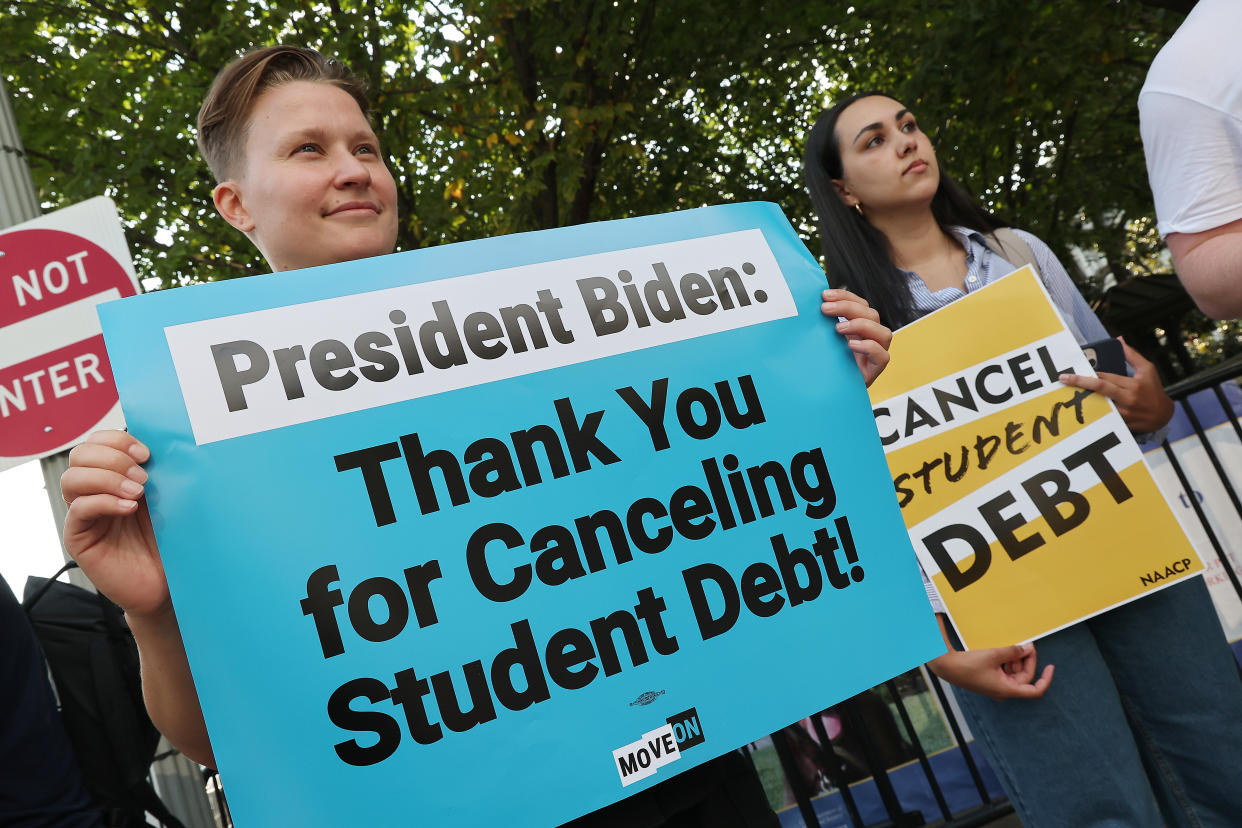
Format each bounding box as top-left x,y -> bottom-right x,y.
822,288 -> 892,387
1057,338 -> 1174,433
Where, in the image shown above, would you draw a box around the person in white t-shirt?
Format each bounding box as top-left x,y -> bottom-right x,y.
1140,0 -> 1242,319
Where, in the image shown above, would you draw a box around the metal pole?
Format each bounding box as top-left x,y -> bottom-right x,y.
926,671 -> 992,806
0,71 -> 93,591
883,678 -> 951,821
769,729 -> 824,828
808,713 -> 865,826
0,74 -> 40,224
149,738 -> 220,828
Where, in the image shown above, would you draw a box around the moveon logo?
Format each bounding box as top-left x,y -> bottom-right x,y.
612,707 -> 705,786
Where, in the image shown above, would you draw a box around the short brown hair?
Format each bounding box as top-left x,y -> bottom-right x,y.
197,45 -> 370,182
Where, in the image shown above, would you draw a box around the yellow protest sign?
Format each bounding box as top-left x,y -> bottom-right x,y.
868,267 -> 1201,649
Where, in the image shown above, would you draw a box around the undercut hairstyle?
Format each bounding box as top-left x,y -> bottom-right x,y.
802,91 -> 1005,328
197,45 -> 370,182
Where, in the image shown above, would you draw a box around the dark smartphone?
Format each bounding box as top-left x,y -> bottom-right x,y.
1082,337 -> 1125,375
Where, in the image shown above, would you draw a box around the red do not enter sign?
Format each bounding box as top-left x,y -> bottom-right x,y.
0,198 -> 138,467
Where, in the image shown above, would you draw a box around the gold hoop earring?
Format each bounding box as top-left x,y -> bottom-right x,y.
853,202 -> 864,217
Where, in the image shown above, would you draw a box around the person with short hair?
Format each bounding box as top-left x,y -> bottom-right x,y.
61,44 -> 399,770
803,90 -> 1242,827
61,45 -> 892,826
1140,0 -> 1242,319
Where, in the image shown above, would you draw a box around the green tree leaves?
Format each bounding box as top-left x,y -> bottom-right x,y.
1,0 -> 1190,308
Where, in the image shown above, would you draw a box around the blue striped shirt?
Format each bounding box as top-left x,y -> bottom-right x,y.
901,226 -> 1108,346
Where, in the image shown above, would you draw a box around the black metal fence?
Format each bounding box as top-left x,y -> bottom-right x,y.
744,669 -> 1013,827
1158,355 -> 1242,613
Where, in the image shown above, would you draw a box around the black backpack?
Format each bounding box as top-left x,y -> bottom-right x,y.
23,564 -> 188,828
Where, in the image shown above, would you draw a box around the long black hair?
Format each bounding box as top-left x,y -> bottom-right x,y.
802,92 -> 1005,328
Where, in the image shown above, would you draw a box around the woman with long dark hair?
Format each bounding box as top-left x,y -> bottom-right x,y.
803,92 -> 1242,826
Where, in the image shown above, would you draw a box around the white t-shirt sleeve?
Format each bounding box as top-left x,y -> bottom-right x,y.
1140,91 -> 1242,237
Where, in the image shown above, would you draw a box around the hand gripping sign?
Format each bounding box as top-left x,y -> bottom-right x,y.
0,197 -> 138,470
97,203 -> 943,827
867,266 -> 1202,650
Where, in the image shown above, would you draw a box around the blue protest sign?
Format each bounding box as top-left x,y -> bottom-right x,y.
98,202 -> 942,826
